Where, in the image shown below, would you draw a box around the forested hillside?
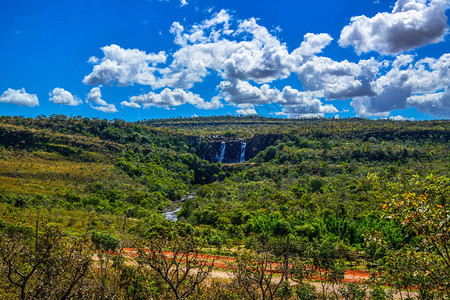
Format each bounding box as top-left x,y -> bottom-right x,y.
0,115 -> 448,299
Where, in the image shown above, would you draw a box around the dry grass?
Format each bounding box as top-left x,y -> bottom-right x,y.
0,149 -> 127,196
0,202 -> 138,237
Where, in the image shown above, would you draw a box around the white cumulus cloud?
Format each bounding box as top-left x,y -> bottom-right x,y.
49,88 -> 81,106
295,57 -> 380,99
276,87 -> 338,118
158,12 -> 296,88
83,9 -> 449,118
407,89 -> 450,117
236,105 -> 258,115
217,80 -> 279,105
122,88 -> 222,110
217,80 -> 337,117
87,87 -> 108,106
0,88 -> 39,107
83,44 -> 166,86
84,11 -> 382,101
351,53 -> 450,117
292,33 -> 333,58
86,87 -> 118,113
339,0 -> 449,55
93,104 -> 118,113
85,11 -> 313,90
389,115 -> 415,120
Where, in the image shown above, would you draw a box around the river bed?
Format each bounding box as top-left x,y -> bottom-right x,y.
162,193 -> 195,222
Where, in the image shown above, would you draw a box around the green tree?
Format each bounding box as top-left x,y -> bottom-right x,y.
384,175 -> 449,294
0,224 -> 91,300
136,229 -> 213,300
228,249 -> 288,300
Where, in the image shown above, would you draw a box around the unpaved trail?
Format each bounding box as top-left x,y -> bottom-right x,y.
100,249 -> 411,299
121,248 -> 371,284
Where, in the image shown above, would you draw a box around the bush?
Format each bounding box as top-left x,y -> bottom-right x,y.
273,219 -> 291,236
295,283 -> 317,300
369,284 -> 393,300
338,283 -> 367,300
91,230 -> 120,251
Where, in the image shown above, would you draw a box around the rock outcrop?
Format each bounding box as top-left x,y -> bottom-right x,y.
186,133 -> 284,163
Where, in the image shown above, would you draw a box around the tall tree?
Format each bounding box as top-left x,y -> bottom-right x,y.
0,224 -> 91,300
136,228 -> 213,300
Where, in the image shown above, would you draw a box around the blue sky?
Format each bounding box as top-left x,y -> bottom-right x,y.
1,0 -> 449,120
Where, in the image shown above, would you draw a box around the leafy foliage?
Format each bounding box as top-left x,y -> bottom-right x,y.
0,115 -> 448,299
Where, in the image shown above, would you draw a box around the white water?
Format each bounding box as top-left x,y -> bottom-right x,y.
163,193 -> 195,222
240,142 -> 246,163
218,142 -> 226,163
162,207 -> 181,222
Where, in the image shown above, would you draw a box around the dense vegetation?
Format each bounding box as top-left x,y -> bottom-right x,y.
0,115 -> 448,299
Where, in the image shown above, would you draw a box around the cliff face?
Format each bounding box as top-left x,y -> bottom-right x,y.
202,140 -> 245,163
186,134 -> 283,163
244,134 -> 283,160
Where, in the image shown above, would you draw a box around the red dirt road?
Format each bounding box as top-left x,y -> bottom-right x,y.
120,248 -> 371,284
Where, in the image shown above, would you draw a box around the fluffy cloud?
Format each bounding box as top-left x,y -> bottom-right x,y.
351,98 -> 390,117
87,87 -> 108,106
83,44 -> 166,86
352,65 -> 412,115
170,9 -> 233,47
217,80 -> 337,117
83,9 -> 449,118
85,11 -> 306,90
220,18 -> 295,83
389,115 -> 415,121
0,88 -> 39,107
236,109 -> 258,115
352,53 -> 450,117
407,89 -> 450,117
236,104 -> 258,115
93,104 -> 118,113
276,87 -> 338,118
159,13 -> 296,88
295,57 -> 379,99
165,16 -> 380,99
86,87 -> 118,113
277,87 -> 337,112
84,12 -> 379,103
339,0 -> 449,55
122,88 -> 222,110
49,88 -> 81,106
402,54 -> 450,93
218,80 -> 279,105
292,33 -> 333,58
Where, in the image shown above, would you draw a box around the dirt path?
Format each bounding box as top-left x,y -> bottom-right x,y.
100,249 -> 411,299
120,248 -> 371,284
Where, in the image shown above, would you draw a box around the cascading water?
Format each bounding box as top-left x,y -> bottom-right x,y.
218,142 -> 226,163
240,141 -> 246,163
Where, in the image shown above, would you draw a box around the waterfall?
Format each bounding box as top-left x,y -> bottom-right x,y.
240,141 -> 246,163
218,142 -> 226,163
